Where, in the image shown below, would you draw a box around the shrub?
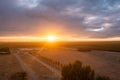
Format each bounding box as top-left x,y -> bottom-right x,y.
61,60 -> 111,80
96,76 -> 111,80
0,47 -> 10,54
61,61 -> 95,80
9,72 -> 28,80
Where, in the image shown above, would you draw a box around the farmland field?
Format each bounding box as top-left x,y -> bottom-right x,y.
0,52 -> 23,80
0,41 -> 120,80
30,47 -> 120,80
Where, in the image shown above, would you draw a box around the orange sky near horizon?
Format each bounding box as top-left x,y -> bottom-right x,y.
0,36 -> 120,42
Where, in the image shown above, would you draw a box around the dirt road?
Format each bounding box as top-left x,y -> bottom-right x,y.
12,49 -> 60,80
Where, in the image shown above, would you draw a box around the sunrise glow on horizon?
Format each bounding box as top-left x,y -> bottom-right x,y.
0,0 -> 120,40
0,36 -> 120,42
47,35 -> 57,42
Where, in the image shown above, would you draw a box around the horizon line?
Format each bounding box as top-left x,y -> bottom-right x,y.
0,36 -> 120,42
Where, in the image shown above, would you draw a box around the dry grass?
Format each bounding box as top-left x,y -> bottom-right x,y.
0,54 -> 23,80
33,48 -> 120,80
18,53 -> 59,80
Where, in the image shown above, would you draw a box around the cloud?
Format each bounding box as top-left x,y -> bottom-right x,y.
87,27 -> 105,32
17,0 -> 40,9
0,0 -> 120,38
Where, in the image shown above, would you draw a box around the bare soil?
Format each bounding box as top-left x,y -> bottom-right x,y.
0,54 -> 23,80
33,48 -> 120,80
18,53 -> 59,80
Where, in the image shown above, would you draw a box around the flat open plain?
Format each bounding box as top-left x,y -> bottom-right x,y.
31,48 -> 120,80
0,53 -> 23,80
0,47 -> 119,80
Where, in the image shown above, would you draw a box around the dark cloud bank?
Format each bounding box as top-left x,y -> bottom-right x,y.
0,0 -> 120,38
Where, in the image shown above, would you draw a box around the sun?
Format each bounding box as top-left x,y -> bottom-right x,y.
47,35 -> 56,42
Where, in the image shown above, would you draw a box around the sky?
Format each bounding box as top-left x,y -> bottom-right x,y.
0,0 -> 120,41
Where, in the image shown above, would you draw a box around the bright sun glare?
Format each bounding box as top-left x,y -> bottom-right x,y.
47,35 -> 56,42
